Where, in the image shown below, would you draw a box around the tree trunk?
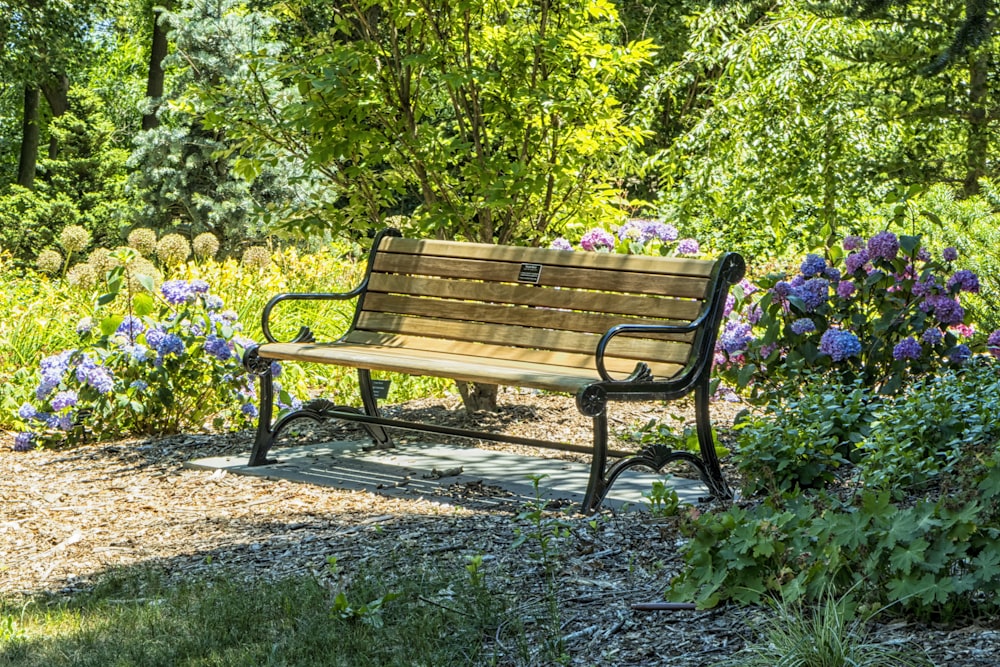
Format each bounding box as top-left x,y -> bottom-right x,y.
17,85 -> 40,189
962,50 -> 989,197
455,381 -> 499,414
41,73 -> 70,159
143,8 -> 169,131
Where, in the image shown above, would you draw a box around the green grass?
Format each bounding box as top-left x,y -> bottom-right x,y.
1,558 -> 511,667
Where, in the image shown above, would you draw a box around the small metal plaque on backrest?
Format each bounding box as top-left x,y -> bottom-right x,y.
518,263 -> 543,284
371,379 -> 391,400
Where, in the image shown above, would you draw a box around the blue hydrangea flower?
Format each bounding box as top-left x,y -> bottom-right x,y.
18,403 -> 39,420
144,326 -> 166,350
270,361 -> 283,378
36,350 -> 74,401
130,380 -> 148,392
921,328 -> 943,346
892,338 -> 922,361
676,238 -> 700,255
792,278 -> 829,312
161,280 -> 197,305
643,221 -> 678,242
824,267 -> 841,282
946,269 -> 980,294
156,333 -> 186,358
221,310 -> 239,323
203,294 -> 224,310
50,390 -> 78,412
819,329 -> 861,362
116,316 -> 145,341
75,355 -> 115,394
942,247 -> 958,262
799,253 -> 826,278
14,432 -> 34,452
190,279 -> 210,294
204,335 -> 232,361
580,228 -> 615,252
867,231 -> 899,262
720,321 -> 752,354
790,318 -> 816,335
241,403 -> 259,418
773,281 -> 792,297
949,344 -> 971,364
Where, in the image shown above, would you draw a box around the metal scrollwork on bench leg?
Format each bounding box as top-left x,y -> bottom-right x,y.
244,346 -> 277,466
694,379 -> 733,500
358,369 -> 392,449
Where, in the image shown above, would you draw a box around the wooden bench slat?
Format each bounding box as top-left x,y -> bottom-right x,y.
366,274 -> 706,320
379,236 -> 717,278
362,293 -> 698,341
371,254 -> 712,300
341,331 -> 686,379
354,312 -> 695,365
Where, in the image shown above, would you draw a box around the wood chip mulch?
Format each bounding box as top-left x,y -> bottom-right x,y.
2,390 -> 998,665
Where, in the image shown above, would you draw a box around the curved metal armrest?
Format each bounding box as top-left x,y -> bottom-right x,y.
261,286 -> 366,343
595,319 -> 706,383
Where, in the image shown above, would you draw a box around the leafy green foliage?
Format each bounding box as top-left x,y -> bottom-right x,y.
216,0 -> 654,244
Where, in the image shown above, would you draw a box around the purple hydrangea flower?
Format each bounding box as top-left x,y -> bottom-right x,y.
845,249 -> 870,275
36,350 -> 74,401
747,304 -> 764,325
75,355 -> 115,394
241,403 -> 259,418
868,231 -> 899,262
50,390 -> 78,412
190,279 -> 210,294
928,295 -> 965,326
917,247 -> 931,262
843,235 -> 864,251
720,321 -> 753,354
790,318 -> 816,335
724,294 -> 736,317
773,281 -> 793,297
643,221 -> 678,242
144,326 -> 166,350
13,432 -> 34,452
18,403 -> 39,420
988,329 -> 1000,358
922,328 -> 944,346
204,335 -> 232,361
676,238 -> 700,255
825,267 -> 842,282
580,228 -> 615,252
946,269 -> 980,294
912,277 -> 938,298
116,316 -> 145,342
892,338 -> 922,361
270,361 -> 283,378
819,329 -> 862,362
949,344 -> 971,364
792,278 -> 829,312
550,238 -> 573,251
943,247 -> 958,262
161,280 -> 197,305
800,253 -> 827,278
836,280 -> 856,299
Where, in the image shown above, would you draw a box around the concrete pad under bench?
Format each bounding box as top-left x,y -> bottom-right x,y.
186,440 -> 711,511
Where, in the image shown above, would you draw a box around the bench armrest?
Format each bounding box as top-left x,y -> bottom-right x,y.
260,286 -> 366,344
594,319 -> 706,384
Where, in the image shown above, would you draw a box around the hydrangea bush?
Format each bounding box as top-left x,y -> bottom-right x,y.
552,218 -> 702,257
12,258 -> 268,450
715,231 -> 1000,397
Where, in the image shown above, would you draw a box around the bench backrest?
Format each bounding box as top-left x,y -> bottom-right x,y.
344,233 -> 741,382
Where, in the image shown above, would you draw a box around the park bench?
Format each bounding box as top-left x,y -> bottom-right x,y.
242,228 -> 745,513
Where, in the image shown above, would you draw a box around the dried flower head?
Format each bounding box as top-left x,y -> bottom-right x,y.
66,262 -> 98,290
127,228 -> 158,256
87,247 -> 120,276
193,232 -> 220,259
242,246 -> 271,270
36,249 -> 63,275
58,225 -> 91,254
155,233 -> 192,266
126,258 -> 162,292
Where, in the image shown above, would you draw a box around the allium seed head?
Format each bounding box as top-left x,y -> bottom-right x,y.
241,246 -> 271,269
155,234 -> 192,266
66,262 -> 97,290
58,225 -> 91,254
36,249 -> 63,275
127,228 -> 158,256
193,233 -> 220,259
